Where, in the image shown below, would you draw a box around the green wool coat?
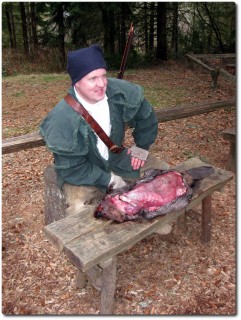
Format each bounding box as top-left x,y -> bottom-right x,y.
39,78 -> 158,191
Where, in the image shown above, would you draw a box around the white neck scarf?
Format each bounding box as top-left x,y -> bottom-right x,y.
74,87 -> 111,160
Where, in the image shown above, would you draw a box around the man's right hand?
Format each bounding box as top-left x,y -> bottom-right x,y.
127,145 -> 149,170
109,173 -> 126,189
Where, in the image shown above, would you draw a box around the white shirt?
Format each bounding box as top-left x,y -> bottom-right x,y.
74,87 -> 111,160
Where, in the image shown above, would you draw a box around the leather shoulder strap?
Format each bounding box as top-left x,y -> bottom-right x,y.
64,94 -> 124,154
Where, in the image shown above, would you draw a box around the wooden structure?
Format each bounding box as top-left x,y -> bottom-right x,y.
44,157 -> 233,314
2,99 -> 235,155
186,53 -> 236,84
2,132 -> 45,154
222,127 -> 236,172
2,99 -> 235,314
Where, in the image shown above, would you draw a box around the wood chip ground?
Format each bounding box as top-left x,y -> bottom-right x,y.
2,62 -> 236,315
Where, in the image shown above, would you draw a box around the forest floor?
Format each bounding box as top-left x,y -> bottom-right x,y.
2,61 -> 236,315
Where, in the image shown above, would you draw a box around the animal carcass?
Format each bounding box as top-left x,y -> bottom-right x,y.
94,166 -> 214,222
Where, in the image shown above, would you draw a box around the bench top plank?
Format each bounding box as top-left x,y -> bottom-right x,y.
44,158 -> 233,271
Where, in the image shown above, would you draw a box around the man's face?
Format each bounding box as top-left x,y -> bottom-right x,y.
75,68 -> 108,104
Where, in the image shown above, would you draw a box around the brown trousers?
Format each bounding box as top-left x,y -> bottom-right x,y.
63,155 -> 169,216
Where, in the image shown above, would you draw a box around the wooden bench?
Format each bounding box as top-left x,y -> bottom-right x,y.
222,127 -> 236,172
43,157 -> 233,314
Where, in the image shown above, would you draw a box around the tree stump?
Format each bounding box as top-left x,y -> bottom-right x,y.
44,165 -> 68,225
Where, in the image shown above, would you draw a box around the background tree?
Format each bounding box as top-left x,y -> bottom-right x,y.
156,2 -> 167,60
171,2 -> 179,58
4,2 -> 17,49
19,2 -> 29,55
1,2 -> 236,75
30,2 -> 38,51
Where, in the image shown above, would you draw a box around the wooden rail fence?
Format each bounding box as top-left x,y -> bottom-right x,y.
2,99 -> 236,155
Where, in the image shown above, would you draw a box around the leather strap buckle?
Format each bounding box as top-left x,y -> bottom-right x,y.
110,145 -> 124,154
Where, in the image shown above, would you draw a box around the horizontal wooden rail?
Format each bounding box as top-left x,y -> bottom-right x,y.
155,98 -> 235,122
2,132 -> 45,154
186,53 -> 236,83
2,99 -> 236,155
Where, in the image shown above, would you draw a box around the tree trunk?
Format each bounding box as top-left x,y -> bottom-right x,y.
102,9 -> 109,52
25,3 -> 32,54
171,2 -> 178,58
56,4 -> 66,67
30,2 -> 38,51
144,3 -> 148,52
119,3 -> 128,54
156,2 -> 167,60
102,8 -> 115,55
19,2 -> 29,55
5,3 -> 16,49
148,2 -> 155,52
203,3 -> 225,53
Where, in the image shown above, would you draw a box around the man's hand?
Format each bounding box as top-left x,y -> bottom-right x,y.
109,173 -> 127,189
128,145 -> 149,170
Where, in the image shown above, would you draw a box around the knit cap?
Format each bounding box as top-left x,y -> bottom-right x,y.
67,44 -> 107,85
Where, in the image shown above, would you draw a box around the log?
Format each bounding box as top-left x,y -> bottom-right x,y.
2,132 -> 44,154
186,53 -> 236,83
2,99 -> 235,155
44,165 -> 68,226
155,99 -> 235,122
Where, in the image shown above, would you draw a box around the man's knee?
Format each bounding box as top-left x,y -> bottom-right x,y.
63,183 -> 104,215
141,155 -> 169,174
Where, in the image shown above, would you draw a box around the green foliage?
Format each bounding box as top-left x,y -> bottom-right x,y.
2,2 -> 236,77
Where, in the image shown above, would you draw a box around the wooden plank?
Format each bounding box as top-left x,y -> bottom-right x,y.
186,53 -> 214,71
155,99 -> 235,122
44,158 -> 233,272
186,53 -> 236,83
2,100 -> 235,155
45,208 -> 177,270
44,206 -> 112,252
63,164 -> 232,271
63,210 -> 185,272
2,132 -> 44,154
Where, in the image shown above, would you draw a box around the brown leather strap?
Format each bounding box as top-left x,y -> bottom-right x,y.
64,94 -> 124,154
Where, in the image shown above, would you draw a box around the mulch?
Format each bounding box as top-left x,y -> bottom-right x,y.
2,62 -> 236,315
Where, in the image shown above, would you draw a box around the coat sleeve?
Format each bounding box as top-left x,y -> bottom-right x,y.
128,98 -> 158,150
53,152 -> 111,190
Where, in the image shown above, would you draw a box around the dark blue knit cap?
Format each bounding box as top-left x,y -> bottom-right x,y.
66,44 -> 107,85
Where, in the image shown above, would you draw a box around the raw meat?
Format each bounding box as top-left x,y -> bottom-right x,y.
94,166 -> 214,222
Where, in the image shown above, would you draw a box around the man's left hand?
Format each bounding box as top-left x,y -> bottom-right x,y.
127,145 -> 149,170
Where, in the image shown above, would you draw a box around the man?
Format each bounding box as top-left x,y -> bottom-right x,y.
40,44 -> 171,291
40,44 -> 169,216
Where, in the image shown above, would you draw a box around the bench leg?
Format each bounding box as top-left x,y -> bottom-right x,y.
201,195 -> 212,243
177,212 -> 187,232
100,256 -> 117,314
229,142 -> 236,172
76,269 -> 87,289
